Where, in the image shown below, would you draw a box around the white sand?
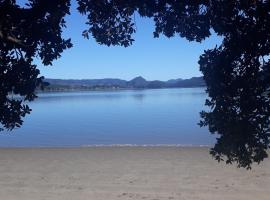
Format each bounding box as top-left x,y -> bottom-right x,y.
0,147 -> 269,200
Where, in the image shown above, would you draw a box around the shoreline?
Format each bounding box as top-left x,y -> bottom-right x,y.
36,86 -> 206,94
0,144 -> 213,148
0,147 -> 269,200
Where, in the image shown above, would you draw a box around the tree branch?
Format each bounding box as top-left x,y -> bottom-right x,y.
0,31 -> 26,47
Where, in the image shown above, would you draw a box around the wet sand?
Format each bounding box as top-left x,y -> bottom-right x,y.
0,147 -> 269,200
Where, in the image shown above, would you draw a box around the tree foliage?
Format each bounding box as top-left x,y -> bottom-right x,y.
1,0 -> 270,169
0,0 -> 72,130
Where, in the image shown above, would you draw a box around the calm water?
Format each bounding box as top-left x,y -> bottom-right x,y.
0,88 -> 215,147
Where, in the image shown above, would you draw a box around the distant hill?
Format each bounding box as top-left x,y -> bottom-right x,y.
43,76 -> 205,91
127,76 -> 149,88
172,77 -> 205,87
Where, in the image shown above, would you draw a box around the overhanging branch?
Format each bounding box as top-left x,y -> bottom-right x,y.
0,31 -> 26,47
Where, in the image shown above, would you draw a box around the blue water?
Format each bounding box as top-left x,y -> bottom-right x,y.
0,88 -> 215,147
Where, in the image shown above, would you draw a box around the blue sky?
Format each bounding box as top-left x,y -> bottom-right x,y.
35,1 -> 222,81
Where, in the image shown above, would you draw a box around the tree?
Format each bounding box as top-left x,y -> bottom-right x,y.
1,0 -> 270,169
0,0 -> 72,130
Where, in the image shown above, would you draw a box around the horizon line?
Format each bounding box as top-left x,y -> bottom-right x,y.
44,75 -> 203,82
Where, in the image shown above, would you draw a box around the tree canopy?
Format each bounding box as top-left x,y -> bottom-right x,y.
1,0 -> 270,169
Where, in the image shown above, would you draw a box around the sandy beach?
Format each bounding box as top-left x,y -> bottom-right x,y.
0,147 -> 269,200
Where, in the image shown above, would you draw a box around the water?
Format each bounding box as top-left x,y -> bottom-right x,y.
0,88 -> 215,147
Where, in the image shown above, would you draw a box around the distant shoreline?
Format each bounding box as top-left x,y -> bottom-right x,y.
41,76 -> 206,92
37,85 -> 206,93
0,144 -> 212,148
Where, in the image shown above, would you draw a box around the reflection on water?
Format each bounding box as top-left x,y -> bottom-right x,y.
131,93 -> 146,102
0,88 -> 215,147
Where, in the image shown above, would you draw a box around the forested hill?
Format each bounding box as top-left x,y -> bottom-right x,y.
43,76 -> 205,91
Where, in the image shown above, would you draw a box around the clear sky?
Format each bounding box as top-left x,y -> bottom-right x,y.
35,1 -> 222,81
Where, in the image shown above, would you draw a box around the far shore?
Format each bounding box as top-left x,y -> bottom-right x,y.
36,86 -> 206,94
0,147 -> 269,200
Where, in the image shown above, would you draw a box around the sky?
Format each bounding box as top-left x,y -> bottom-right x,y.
34,1 -> 222,81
